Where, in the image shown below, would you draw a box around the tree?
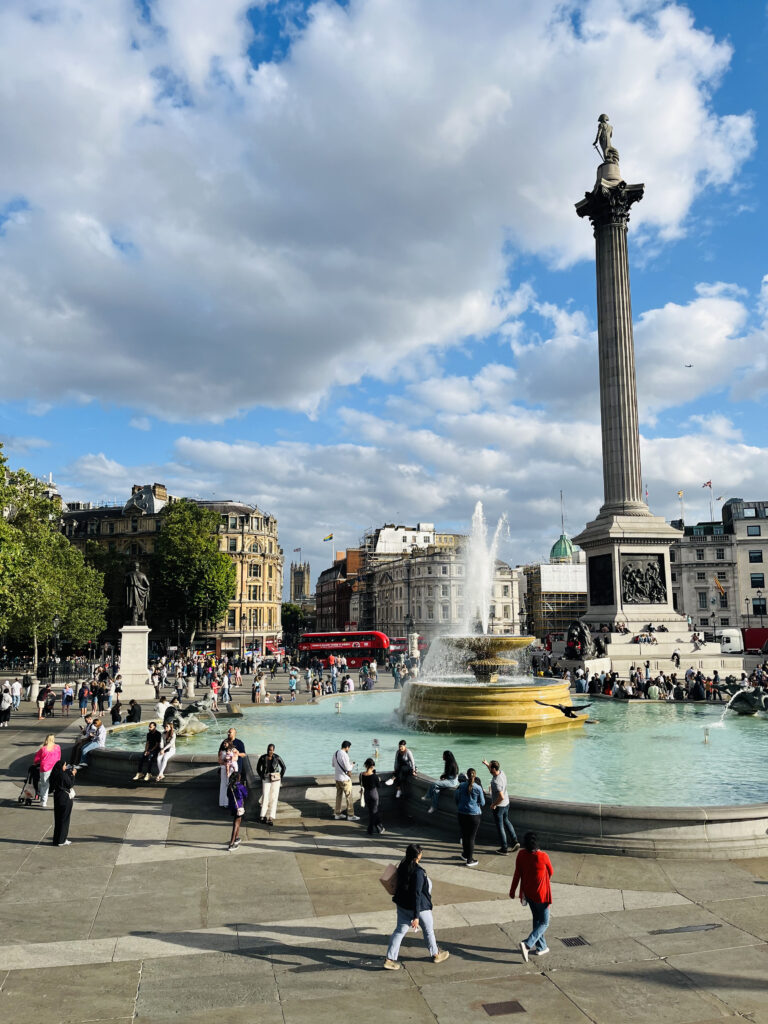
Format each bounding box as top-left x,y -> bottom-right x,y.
0,444 -> 107,668
281,602 -> 313,650
151,499 -> 237,646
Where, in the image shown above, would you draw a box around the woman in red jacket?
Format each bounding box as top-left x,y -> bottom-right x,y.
509,831 -> 553,960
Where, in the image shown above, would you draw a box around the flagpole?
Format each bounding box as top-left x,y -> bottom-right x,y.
709,484 -> 714,524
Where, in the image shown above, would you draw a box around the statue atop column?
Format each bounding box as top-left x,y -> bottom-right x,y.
593,114 -> 619,164
125,561 -> 150,625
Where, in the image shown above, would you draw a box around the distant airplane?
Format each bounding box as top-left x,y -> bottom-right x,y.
684,364 -> 693,368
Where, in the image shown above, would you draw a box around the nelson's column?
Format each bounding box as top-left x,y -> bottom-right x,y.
573,116 -> 685,629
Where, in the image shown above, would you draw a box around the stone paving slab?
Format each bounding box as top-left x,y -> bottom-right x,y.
665,944 -> 768,1020
418,971 -> 592,1024
0,960 -> 141,1024
701,894 -> 768,941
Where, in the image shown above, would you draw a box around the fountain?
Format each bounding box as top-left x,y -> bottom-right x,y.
398,502 -> 586,737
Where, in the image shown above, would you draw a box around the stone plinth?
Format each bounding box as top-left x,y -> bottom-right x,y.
118,625 -> 153,701
399,679 -> 585,737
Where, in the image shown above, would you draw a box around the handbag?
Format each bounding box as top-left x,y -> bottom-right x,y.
269,772 -> 281,782
379,863 -> 398,896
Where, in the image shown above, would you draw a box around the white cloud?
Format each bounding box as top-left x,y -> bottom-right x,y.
129,416 -> 152,431
0,0 -> 755,419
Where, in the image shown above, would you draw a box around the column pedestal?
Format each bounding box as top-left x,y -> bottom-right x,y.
119,626 -> 153,701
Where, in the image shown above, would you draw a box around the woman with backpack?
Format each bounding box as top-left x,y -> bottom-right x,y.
384,844 -> 449,970
454,767 -> 485,867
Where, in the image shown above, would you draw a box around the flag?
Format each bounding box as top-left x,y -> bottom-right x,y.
715,496 -> 723,501
323,533 -> 333,542
702,481 -> 712,488
292,547 -> 301,552
677,490 -> 684,498
713,577 -> 726,597
645,482 -> 649,500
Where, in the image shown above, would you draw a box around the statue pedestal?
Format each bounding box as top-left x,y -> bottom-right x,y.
119,626 -> 152,701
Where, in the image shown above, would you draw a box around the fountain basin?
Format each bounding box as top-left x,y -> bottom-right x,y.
442,633 -> 534,683
399,679 -> 584,737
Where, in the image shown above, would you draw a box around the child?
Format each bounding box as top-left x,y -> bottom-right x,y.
227,771 -> 248,850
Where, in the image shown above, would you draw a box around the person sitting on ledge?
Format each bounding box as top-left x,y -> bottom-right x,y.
133,721 -> 162,781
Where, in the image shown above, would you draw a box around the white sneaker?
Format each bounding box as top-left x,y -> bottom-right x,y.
465,859 -> 479,867
531,947 -> 549,956
427,806 -> 435,814
395,789 -> 401,798
520,941 -> 529,962
346,815 -> 360,821
333,813 -> 344,820
57,840 -> 72,847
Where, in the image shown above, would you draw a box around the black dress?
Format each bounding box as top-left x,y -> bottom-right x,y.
52,766 -> 76,845
360,771 -> 382,834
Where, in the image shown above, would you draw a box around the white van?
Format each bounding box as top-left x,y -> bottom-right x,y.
717,629 -> 744,654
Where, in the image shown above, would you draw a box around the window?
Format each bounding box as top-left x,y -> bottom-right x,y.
713,525 -> 724,535
503,585 -> 510,597
268,565 -> 273,579
750,573 -> 765,588
671,572 -> 677,582
268,586 -> 273,601
441,604 -> 450,621
744,507 -> 757,518
699,617 -> 709,626
415,606 -> 421,619
672,593 -> 678,610
719,594 -> 728,608
698,592 -> 707,609
227,610 -> 236,629
696,572 -> 705,580
457,585 -> 464,597
228,538 -> 237,552
720,618 -> 730,626
402,535 -> 408,543
249,586 -> 261,601
422,535 -> 429,543
427,566 -> 433,575
249,563 -> 261,577
131,518 -> 138,533
108,522 -> 115,534
716,548 -> 725,560
696,549 -> 704,560
87,521 -> 97,535
427,585 -> 433,596
753,597 -> 767,617
503,605 -> 511,619
441,565 -> 448,575
229,515 -> 237,529
747,525 -> 761,536
456,566 -> 464,576
717,571 -> 727,580
441,585 -> 449,597
670,550 -> 676,562
427,605 -> 434,620
749,550 -> 763,563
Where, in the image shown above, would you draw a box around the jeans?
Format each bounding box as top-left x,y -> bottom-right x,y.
492,804 -> 518,850
387,905 -> 438,960
12,696 -> 20,710
426,777 -> 458,811
525,901 -> 550,952
80,741 -> 102,764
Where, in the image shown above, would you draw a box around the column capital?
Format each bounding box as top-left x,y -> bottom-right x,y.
576,179 -> 644,234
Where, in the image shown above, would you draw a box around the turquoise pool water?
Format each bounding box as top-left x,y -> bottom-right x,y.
111,690 -> 768,806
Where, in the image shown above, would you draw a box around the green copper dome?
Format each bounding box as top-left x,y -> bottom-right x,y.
550,533 -> 574,563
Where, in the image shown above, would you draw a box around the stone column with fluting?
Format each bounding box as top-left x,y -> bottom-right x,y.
576,162 -> 648,517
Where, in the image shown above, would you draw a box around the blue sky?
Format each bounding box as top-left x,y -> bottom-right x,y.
0,0 -> 766,584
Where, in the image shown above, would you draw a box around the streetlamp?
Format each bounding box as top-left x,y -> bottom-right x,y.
488,610 -> 496,635
758,590 -> 764,629
745,597 -> 751,629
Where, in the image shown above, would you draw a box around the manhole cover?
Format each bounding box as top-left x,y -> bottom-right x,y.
561,936 -> 589,947
482,1000 -> 526,1016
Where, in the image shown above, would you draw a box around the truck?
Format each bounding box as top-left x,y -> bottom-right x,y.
741,627 -> 768,654
714,627 -> 768,655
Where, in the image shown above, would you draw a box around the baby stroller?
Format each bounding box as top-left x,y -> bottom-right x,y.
42,692 -> 56,718
18,764 -> 40,806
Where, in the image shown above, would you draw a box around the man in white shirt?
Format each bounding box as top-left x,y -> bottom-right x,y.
331,741 -> 359,821
78,718 -> 107,766
10,678 -> 22,710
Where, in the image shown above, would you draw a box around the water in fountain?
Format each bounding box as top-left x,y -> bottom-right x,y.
464,500 -> 506,634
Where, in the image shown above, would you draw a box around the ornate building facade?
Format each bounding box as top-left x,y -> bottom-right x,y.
61,484 -> 283,656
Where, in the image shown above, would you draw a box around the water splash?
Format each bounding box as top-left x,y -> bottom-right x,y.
464,500 -> 507,634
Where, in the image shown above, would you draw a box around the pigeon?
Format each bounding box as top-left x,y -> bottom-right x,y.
534,700 -> 593,719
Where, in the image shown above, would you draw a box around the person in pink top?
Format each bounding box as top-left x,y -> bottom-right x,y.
33,734 -> 62,808
509,831 -> 554,960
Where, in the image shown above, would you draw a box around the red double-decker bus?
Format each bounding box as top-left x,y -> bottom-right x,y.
298,631 -> 390,669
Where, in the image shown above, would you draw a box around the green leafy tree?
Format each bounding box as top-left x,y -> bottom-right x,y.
281,602 -> 313,650
152,499 -> 237,646
0,444 -> 107,668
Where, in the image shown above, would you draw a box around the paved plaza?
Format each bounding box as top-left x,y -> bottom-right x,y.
1,708 -> 768,1024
